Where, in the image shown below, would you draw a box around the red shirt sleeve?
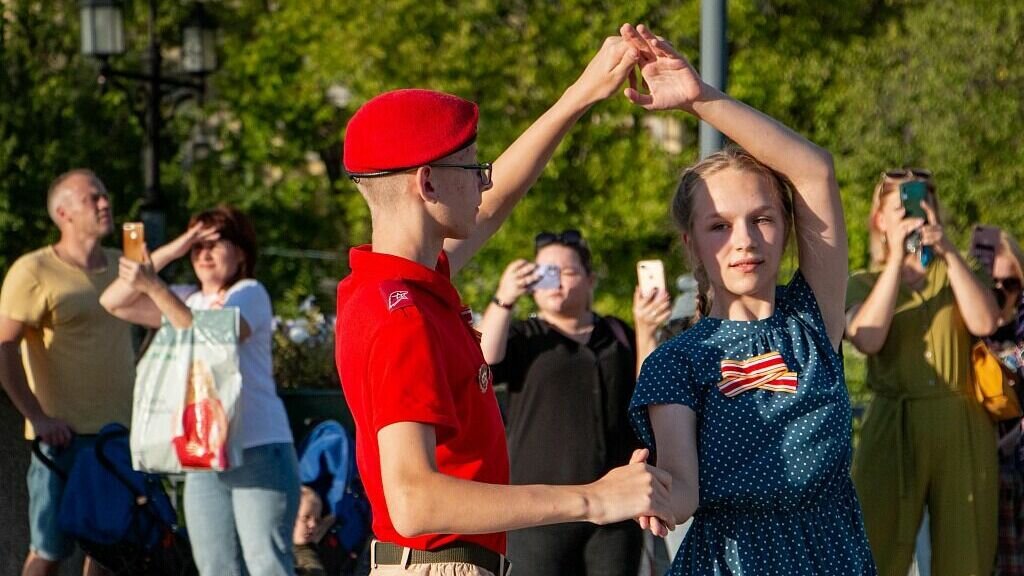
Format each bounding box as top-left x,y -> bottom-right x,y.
365,306 -> 460,442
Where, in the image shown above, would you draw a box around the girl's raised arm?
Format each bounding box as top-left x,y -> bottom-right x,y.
621,23 -> 847,348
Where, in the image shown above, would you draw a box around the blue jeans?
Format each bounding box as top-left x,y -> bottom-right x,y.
27,435 -> 97,561
184,442 -> 300,576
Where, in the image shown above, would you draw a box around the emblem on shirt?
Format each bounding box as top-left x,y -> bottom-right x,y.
477,363 -> 491,393
387,290 -> 410,311
379,281 -> 414,313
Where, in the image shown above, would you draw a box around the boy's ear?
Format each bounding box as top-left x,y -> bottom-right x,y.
415,166 -> 438,204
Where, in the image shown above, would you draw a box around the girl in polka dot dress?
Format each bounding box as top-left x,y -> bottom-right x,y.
621,23 -> 876,574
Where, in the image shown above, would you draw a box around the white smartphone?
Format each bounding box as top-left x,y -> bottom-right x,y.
637,259 -> 666,298
527,264 -> 561,291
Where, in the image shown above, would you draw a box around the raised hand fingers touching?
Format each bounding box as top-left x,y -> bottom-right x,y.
573,36 -> 640,104
620,23 -> 657,65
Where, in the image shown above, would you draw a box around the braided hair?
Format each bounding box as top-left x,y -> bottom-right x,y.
670,146 -> 796,318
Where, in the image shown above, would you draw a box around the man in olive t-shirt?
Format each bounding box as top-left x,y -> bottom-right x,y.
0,169 -> 134,576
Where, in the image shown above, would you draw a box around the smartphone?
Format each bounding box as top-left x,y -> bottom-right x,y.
970,225 -> 1001,274
637,259 -> 667,298
899,180 -> 929,220
528,264 -> 561,291
899,181 -> 931,265
123,222 -> 145,262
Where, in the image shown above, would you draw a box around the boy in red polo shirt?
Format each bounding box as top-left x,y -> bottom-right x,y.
336,34 -> 674,576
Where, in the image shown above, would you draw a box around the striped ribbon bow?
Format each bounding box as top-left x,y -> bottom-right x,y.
717,352 -> 798,398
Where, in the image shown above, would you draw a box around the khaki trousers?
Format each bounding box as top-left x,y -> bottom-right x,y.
369,541 -> 508,576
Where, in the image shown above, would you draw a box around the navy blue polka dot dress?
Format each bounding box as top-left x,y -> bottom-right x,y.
630,271 -> 876,575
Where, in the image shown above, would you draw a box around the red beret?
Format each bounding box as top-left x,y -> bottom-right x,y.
343,89 -> 479,174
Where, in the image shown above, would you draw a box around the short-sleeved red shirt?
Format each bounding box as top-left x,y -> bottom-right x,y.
335,246 -> 509,554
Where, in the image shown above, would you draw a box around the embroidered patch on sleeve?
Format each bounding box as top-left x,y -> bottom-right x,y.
379,280 -> 415,312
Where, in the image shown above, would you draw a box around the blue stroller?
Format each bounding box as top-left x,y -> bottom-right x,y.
32,422 -> 196,575
297,419 -> 372,576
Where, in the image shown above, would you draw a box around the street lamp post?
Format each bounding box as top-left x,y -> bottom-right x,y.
79,0 -> 217,245
700,0 -> 728,159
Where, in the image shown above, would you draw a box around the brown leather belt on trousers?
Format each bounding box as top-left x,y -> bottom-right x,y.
371,540 -> 512,575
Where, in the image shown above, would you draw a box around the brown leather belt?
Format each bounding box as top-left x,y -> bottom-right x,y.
371,540 -> 511,575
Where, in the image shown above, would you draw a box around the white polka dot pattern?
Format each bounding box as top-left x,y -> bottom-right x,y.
629,271 -> 877,574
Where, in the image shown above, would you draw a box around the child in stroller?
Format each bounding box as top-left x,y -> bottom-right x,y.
294,485 -> 336,576
293,419 -> 371,576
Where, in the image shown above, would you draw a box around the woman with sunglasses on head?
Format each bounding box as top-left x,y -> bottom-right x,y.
478,229 -> 671,576
845,170 -> 1001,576
971,226 -> 1024,575
100,206 -> 299,575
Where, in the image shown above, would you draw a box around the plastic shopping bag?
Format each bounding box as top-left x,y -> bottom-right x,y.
131,309 -> 243,473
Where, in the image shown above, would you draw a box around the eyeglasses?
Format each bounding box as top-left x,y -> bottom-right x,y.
535,229 -> 585,250
429,162 -> 493,187
348,162 -> 492,188
883,168 -> 933,180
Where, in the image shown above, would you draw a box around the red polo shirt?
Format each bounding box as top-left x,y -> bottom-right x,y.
335,246 -> 509,554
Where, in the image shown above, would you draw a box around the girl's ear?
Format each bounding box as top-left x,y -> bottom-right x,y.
681,232 -> 691,249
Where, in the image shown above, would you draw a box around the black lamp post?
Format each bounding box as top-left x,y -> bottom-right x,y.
79,0 -> 217,245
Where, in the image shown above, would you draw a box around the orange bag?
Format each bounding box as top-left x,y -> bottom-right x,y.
972,341 -> 1023,420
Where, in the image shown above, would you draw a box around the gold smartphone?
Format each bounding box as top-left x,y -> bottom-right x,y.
637,259 -> 666,298
123,222 -> 145,262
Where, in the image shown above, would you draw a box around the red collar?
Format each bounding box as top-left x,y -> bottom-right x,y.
348,245 -> 463,310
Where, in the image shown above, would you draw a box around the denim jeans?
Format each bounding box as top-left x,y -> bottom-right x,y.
184,442 -> 300,576
27,436 -> 97,561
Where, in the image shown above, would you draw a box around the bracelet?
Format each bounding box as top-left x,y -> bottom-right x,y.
491,296 -> 515,310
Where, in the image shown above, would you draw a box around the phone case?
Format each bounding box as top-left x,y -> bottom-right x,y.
123,223 -> 145,263
899,181 -> 928,220
637,260 -> 666,297
970,225 -> 1001,273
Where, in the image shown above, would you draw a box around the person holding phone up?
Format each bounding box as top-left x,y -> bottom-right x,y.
969,225 -> 1024,575
845,169 -> 1001,576
478,230 -> 671,575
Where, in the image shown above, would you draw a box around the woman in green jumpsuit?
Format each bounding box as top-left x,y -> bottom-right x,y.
845,170 -> 1001,576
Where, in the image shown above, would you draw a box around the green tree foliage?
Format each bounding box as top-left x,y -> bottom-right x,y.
2,0 -> 1022,323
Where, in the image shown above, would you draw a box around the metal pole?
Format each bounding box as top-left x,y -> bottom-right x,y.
141,0 -> 166,245
699,0 -> 727,159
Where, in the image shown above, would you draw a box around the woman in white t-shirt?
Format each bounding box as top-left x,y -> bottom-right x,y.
101,206 -> 299,575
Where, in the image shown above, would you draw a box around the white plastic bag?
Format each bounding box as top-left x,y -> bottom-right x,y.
131,309 -> 243,473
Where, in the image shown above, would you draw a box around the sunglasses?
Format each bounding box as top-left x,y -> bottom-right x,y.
883,168 -> 933,180
996,277 -> 1023,293
994,277 -> 1023,308
535,229 -> 585,250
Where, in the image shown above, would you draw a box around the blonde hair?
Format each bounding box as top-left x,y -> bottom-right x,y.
670,146 -> 796,317
867,171 -> 940,267
997,229 -> 1024,281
